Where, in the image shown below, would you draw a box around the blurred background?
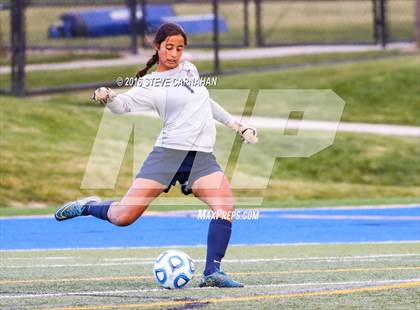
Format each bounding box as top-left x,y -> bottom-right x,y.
0,0 -> 419,215
0,0 -> 417,94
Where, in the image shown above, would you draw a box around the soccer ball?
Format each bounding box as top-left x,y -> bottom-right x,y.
153,250 -> 195,289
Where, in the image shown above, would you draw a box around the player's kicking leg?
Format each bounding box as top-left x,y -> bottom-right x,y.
54,196 -> 101,221
192,171 -> 244,288
54,178 -> 166,225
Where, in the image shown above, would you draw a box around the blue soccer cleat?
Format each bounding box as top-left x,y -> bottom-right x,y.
54,196 -> 100,221
199,270 -> 244,288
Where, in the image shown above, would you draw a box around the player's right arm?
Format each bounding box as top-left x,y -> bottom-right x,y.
92,87 -> 116,106
210,98 -> 258,144
92,86 -> 154,114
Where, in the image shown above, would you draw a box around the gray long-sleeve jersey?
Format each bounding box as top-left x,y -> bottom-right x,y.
107,61 -> 233,153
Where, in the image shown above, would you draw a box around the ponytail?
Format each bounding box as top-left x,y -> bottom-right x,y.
135,51 -> 159,78
135,23 -> 187,78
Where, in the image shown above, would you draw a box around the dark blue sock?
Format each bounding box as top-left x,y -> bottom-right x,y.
82,201 -> 114,222
204,218 -> 232,276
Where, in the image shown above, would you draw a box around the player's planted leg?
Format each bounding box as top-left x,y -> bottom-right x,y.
199,269 -> 243,288
199,218 -> 243,288
204,218 -> 231,275
193,172 -> 244,288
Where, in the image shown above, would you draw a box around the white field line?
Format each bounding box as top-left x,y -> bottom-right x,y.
1,278 -> 419,299
1,240 -> 419,252
5,257 -> 80,261
102,253 -> 420,263
0,258 -> 417,268
103,257 -> 155,262
158,204 -> 420,215
1,204 -> 418,220
5,254 -> 417,264
203,254 -> 420,263
2,254 -> 419,268
275,215 -> 420,221
258,204 -> 420,211
124,205 -> 420,219
0,262 -> 153,268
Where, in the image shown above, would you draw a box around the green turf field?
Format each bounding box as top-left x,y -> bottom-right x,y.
1,242 -> 419,309
0,4 -> 418,310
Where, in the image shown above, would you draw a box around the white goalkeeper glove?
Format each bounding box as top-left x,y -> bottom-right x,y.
227,119 -> 258,144
92,87 -> 116,106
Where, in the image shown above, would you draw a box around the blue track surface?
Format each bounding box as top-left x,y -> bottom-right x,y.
1,206 -> 419,250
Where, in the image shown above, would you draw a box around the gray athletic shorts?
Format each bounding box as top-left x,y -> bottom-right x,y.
136,147 -> 222,195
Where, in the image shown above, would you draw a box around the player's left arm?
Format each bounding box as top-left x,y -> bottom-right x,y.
210,98 -> 258,144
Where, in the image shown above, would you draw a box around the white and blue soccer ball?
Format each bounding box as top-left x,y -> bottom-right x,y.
153,249 -> 195,289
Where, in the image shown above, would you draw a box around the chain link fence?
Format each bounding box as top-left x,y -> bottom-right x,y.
260,0 -> 375,45
388,0 -> 416,42
255,0 -> 416,46
0,0 -> 417,96
0,0 -> 251,95
1,0 -> 249,52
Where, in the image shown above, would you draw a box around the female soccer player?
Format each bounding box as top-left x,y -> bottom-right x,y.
55,23 -> 258,288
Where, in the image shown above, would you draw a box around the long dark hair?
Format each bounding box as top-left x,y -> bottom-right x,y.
135,23 -> 187,78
